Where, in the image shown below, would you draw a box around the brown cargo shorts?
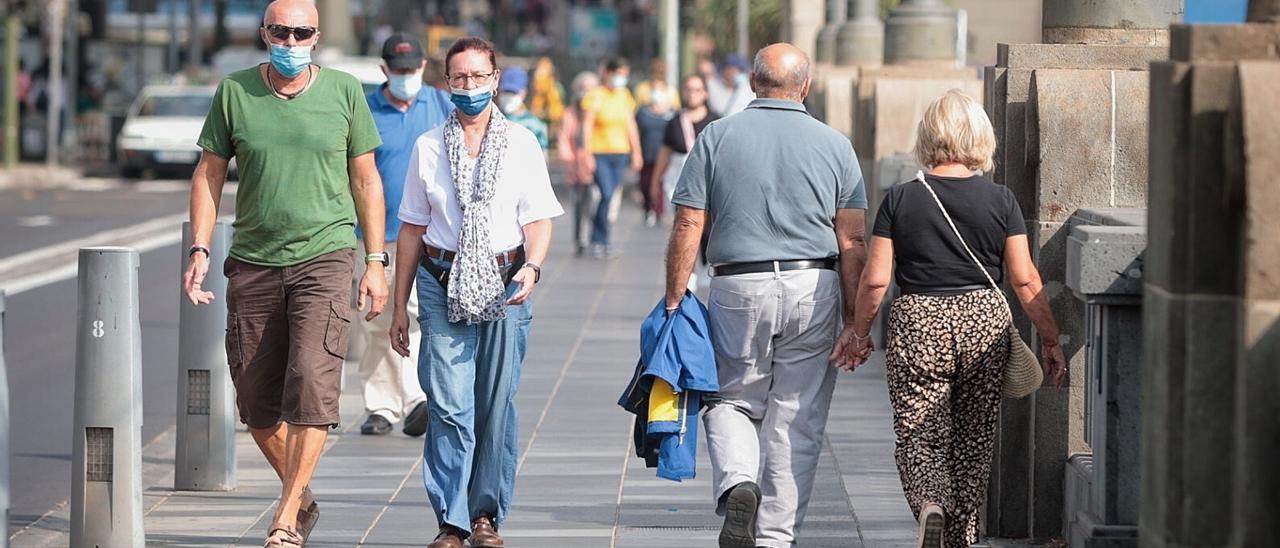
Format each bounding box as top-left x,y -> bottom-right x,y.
224,248 -> 355,429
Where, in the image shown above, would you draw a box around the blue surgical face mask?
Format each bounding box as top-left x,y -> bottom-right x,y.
734,72 -> 749,87
450,85 -> 493,117
387,72 -> 423,101
269,43 -> 312,78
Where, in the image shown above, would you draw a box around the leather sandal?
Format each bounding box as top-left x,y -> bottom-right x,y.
265,525 -> 303,547
296,500 -> 320,543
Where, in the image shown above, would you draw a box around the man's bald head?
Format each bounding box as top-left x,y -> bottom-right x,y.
264,0 -> 319,28
751,43 -> 811,101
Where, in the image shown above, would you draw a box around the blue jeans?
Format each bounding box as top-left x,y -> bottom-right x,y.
416,258 -> 532,532
591,153 -> 630,247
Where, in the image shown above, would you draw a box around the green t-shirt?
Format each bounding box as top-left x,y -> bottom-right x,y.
198,65 -> 382,266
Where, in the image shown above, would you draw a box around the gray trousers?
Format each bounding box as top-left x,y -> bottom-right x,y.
704,267 -> 842,548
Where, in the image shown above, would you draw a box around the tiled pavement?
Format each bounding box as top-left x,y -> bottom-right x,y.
12,193 -> 917,547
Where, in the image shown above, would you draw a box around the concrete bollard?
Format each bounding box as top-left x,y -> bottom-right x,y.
0,291 -> 9,548
72,247 -> 144,547
175,221 -> 237,491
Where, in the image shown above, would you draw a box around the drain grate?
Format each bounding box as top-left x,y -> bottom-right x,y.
187,369 -> 211,415
86,427 -> 113,482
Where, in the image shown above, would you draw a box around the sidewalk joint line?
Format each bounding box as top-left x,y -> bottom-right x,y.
609,433 -> 635,548
824,433 -> 866,547
358,457 -> 423,546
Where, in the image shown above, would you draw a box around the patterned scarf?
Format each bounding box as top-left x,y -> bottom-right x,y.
442,107 -> 510,324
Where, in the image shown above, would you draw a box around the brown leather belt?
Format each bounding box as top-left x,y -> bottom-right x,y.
424,244 -> 524,267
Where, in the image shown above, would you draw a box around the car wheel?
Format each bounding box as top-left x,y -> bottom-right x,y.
121,166 -> 142,179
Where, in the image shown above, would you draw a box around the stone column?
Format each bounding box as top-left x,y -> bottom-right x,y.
835,0 -> 883,67
983,0 -> 1182,542
783,0 -> 826,63
883,0 -> 959,66
1142,8 -> 1280,547
815,0 -> 846,65
1043,0 -> 1183,46
317,0 -> 355,53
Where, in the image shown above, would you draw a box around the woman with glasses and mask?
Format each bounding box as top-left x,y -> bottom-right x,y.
580,57 -> 643,259
555,71 -> 601,256
389,37 -> 563,548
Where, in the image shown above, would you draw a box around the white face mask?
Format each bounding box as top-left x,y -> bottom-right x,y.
650,89 -> 668,107
387,71 -> 424,101
611,74 -> 628,88
497,92 -> 524,115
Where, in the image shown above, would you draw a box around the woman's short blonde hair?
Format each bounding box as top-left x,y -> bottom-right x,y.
914,89 -> 996,172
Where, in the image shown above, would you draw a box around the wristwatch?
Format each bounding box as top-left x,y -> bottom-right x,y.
365,252 -> 390,265
188,245 -> 210,258
522,262 -> 542,283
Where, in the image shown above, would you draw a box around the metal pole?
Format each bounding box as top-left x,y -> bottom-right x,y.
175,222 -> 237,491
736,0 -> 749,57
167,0 -> 179,72
72,247 -> 145,548
46,0 -> 66,167
0,291 -> 10,548
65,0 -> 80,162
3,13 -> 18,168
187,0 -> 201,70
136,5 -> 145,93
662,0 -> 678,84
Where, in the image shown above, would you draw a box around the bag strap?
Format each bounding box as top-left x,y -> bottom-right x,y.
679,112 -> 696,152
914,171 -> 1010,308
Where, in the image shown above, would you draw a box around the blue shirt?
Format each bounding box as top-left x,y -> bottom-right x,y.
363,85 -> 453,241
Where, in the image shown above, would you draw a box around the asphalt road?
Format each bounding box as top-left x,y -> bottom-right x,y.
2,179 -> 192,532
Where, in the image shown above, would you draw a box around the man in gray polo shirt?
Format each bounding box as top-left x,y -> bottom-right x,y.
663,43 -> 868,548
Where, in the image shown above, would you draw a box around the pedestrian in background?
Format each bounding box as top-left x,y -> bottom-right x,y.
707,53 -> 755,117
634,57 -> 680,110
664,43 -> 868,548
183,1 -> 388,545
355,32 -> 454,438
634,78 -> 675,227
650,73 -> 718,221
497,66 -> 550,150
555,71 -> 601,256
580,57 -> 642,259
390,37 -> 563,548
836,90 -> 1067,548
528,56 -> 565,128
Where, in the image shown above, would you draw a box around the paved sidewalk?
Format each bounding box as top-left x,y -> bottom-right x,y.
11,196 -> 916,547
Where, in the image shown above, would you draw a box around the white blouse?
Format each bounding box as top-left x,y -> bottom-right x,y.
397,123 -> 564,253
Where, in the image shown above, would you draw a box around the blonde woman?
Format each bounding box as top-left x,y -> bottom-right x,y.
834,90 -> 1067,548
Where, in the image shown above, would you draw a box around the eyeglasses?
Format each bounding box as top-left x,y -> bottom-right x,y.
446,71 -> 496,87
264,24 -> 318,41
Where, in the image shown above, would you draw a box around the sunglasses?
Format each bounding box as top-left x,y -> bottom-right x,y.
264,24 -> 318,41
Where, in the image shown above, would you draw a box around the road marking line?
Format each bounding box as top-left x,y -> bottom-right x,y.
0,227 -> 184,295
0,212 -> 187,273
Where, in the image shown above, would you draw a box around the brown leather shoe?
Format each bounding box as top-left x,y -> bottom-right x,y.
468,515 -> 504,548
428,526 -> 466,548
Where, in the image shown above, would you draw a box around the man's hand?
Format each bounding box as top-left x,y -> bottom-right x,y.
390,307 -> 411,358
358,265 -> 389,321
506,266 -> 537,305
182,253 -> 215,305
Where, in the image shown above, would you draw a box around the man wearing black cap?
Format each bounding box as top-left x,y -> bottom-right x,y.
355,32 -> 454,437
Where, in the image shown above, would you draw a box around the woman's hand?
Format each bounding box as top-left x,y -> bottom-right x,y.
584,152 -> 596,174
1041,338 -> 1067,387
630,151 -> 644,172
830,326 -> 874,371
390,308 -> 412,358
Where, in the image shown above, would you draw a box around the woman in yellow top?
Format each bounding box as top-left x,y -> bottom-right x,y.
581,57 -> 643,259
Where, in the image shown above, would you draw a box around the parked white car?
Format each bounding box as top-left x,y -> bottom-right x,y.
117,85 -> 215,178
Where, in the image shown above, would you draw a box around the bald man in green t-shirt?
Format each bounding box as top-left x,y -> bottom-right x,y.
180,1 -> 387,545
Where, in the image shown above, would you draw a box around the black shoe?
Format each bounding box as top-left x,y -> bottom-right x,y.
402,401 -> 429,437
360,414 -> 392,435
719,481 -> 760,548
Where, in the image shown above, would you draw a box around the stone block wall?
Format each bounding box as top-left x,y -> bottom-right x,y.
1141,22 -> 1280,548
984,41 -> 1165,540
